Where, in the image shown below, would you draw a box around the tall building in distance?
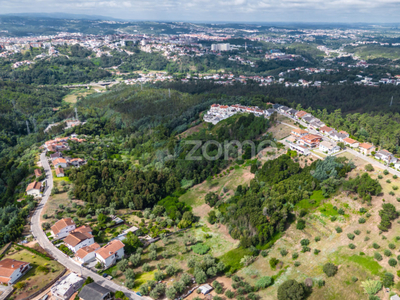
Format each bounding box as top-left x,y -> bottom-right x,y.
211,43 -> 230,51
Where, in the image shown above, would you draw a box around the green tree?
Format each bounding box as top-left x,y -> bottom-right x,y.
277,280 -> 306,300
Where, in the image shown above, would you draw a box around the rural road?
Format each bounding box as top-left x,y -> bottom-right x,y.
31,152 -> 144,300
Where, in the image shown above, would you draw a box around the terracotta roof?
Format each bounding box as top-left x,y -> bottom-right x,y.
71,226 -> 92,234
343,137 -> 357,144
34,169 -> 42,177
95,240 -> 125,260
51,218 -> 75,235
296,111 -> 308,118
0,259 -> 29,279
55,167 -> 64,176
292,128 -> 308,134
26,181 -> 41,192
320,126 -> 334,133
64,232 -> 93,247
301,134 -> 322,142
75,243 -> 100,259
339,131 -> 349,135
359,143 -> 373,150
53,158 -> 67,165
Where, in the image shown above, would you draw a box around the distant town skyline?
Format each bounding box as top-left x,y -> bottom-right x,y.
2,0 -> 400,23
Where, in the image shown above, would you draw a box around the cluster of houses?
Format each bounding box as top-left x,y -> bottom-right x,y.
51,218 -> 125,269
276,104 -> 400,165
203,103 -> 275,125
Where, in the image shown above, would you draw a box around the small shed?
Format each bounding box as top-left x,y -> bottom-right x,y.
199,284 -> 213,295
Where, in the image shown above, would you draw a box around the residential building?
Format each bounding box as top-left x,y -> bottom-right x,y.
51,273 -> 84,300
278,106 -> 290,114
64,228 -> 94,253
309,120 -> 325,130
265,108 -> 276,117
69,158 -> 85,167
53,158 -> 67,168
319,141 -> 341,155
95,240 -> 125,269
295,111 -> 310,119
26,181 -> 42,197
302,116 -> 316,123
0,259 -> 30,285
343,137 -> 359,148
329,131 -> 347,142
375,150 -> 397,164
50,152 -> 63,160
299,134 -> 323,148
289,143 -> 310,156
211,43 -> 230,51
319,126 -> 335,135
34,169 -> 42,178
55,167 -> 65,177
51,218 -> 76,239
75,243 -> 101,264
359,143 -> 374,155
291,128 -> 308,138
79,282 -> 112,300
286,108 -> 298,116
339,131 -> 349,138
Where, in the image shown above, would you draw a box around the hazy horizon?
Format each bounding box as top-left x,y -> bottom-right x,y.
2,0 -> 400,23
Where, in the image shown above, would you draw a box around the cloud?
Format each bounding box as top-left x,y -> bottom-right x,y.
1,0 -> 400,22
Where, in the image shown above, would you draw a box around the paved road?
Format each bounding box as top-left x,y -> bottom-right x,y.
31,152 -> 143,300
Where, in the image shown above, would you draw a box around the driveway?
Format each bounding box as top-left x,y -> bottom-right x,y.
31,152 -> 143,300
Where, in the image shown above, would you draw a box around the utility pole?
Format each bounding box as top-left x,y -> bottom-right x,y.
75,107 -> 78,121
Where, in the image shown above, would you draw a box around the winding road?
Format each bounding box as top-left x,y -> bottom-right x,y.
31,152 -> 143,300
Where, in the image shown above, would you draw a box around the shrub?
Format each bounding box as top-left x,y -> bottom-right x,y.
255,276 -> 273,289
292,253 -> 299,260
225,290 -> 235,299
378,175 -> 383,179
280,249 -> 288,257
277,280 -> 306,300
314,249 -> 320,255
191,243 -> 210,255
393,186 -> 399,191
354,230 -> 361,235
317,279 -> 325,287
374,252 -> 382,261
330,216 -> 337,222
390,191 -> 395,196
389,258 -> 397,267
384,170 -> 389,175
269,258 -> 279,269
387,179 -> 392,184
315,236 -> 321,242
300,239 -> 310,246
389,243 -> 396,249
364,236 -> 370,241
349,244 -> 356,249
335,227 -> 342,233
294,261 -> 301,267
338,208 -> 345,215
296,219 -> 306,230
301,246 -> 311,253
382,272 -> 394,287
361,279 -> 382,295
347,233 -> 355,240
323,263 -> 338,277
352,276 -> 358,283
373,243 -> 380,249
359,218 -> 366,224
365,164 -> 374,172
394,175 -> 398,179
384,249 -> 392,257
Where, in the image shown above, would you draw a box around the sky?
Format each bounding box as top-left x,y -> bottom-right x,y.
2,0 -> 400,23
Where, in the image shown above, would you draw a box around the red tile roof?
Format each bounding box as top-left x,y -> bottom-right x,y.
95,240 -> 125,260
26,181 -> 41,192
51,218 -> 75,235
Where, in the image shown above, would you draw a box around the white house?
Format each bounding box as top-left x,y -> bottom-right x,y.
319,141 -> 340,155
375,150 -> 397,164
343,137 -> 359,148
26,181 -> 42,197
289,143 -> 310,156
51,218 -> 76,239
55,167 -> 65,177
64,227 -> 94,253
95,240 -> 125,269
51,273 -> 84,300
53,158 -> 68,169
199,284 -> 213,295
75,243 -> 101,264
0,259 -> 30,285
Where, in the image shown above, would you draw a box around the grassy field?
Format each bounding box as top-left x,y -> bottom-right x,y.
63,88 -> 99,104
345,44 -> 400,60
6,246 -> 64,300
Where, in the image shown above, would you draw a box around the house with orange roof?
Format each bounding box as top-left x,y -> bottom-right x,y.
295,111 -> 310,120
55,167 -> 64,177
26,181 -> 42,197
75,243 -> 101,264
53,158 -> 67,169
359,143 -> 374,155
51,218 -> 76,239
95,240 -> 125,268
291,128 -> 308,138
0,259 -> 30,285
320,126 -> 335,135
343,137 -> 359,148
298,134 -> 323,148
64,228 -> 94,253
34,169 -> 42,178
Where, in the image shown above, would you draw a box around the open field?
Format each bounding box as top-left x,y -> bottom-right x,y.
63,88 -> 100,104
6,245 -> 64,300
267,122 -> 294,140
